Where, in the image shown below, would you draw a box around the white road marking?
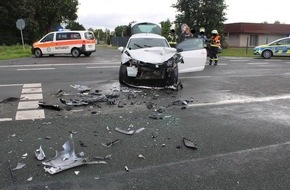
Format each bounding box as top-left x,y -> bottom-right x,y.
16,110 -> 45,120
247,62 -> 269,65
0,118 -> 13,122
284,73 -> 290,75
23,83 -> 41,88
17,68 -> 55,71
180,76 -> 212,79
188,94 -> 290,107
22,88 -> 42,94
229,60 -> 250,62
20,93 -> 43,100
0,62 -> 120,68
86,66 -> 119,69
0,84 -> 23,87
17,101 -> 39,110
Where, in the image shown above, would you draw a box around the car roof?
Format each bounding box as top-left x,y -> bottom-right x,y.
269,36 -> 290,44
130,33 -> 165,39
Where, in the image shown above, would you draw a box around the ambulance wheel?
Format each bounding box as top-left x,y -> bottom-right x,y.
71,48 -> 81,57
84,53 -> 91,57
262,50 -> 272,59
34,49 -> 42,58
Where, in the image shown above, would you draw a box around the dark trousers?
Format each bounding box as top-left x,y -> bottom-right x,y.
209,46 -> 218,64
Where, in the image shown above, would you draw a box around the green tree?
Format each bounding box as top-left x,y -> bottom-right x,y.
114,25 -> 127,37
65,21 -> 85,30
94,29 -> 105,42
0,0 -> 79,45
274,20 -> 281,24
172,0 -> 227,36
160,19 -> 172,38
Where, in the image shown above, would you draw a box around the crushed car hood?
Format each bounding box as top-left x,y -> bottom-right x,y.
127,47 -> 177,64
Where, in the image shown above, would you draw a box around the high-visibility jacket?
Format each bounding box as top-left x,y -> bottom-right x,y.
210,35 -> 221,47
168,34 -> 178,45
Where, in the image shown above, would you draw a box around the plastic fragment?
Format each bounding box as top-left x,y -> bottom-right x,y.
114,127 -> 135,135
8,160 -> 16,182
27,177 -> 33,182
125,166 -> 129,172
74,171 -> 80,175
102,139 -> 121,147
138,154 -> 145,159
183,137 -> 197,150
135,128 -> 145,134
35,145 -> 46,161
39,102 -> 61,111
149,115 -> 164,120
12,163 -> 26,171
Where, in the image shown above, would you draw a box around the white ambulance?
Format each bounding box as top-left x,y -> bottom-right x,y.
31,30 -> 96,57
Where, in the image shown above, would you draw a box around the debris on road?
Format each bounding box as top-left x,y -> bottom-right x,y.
94,154 -> 112,160
114,127 -> 135,135
42,122 -> 52,126
42,134 -> 106,175
146,102 -> 156,109
135,128 -> 145,134
70,85 -> 91,93
102,139 -> 121,147
138,154 -> 145,159
74,171 -> 80,175
45,136 -> 52,140
105,90 -> 120,99
172,100 -> 188,106
8,160 -> 16,182
27,177 -> 33,182
183,137 -> 197,150
12,162 -> 26,171
35,146 -> 46,161
125,166 -> 129,172
39,101 -> 62,111
149,114 -> 164,120
59,98 -> 88,107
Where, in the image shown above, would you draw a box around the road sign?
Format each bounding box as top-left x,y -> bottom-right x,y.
16,19 -> 25,50
16,19 -> 25,30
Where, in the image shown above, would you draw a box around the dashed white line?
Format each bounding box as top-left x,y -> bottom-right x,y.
188,94 -> 290,107
0,84 -> 23,87
16,110 -> 45,120
23,83 -> 41,88
86,66 -> 119,69
0,118 -> 13,122
247,62 -> 269,65
180,76 -> 212,79
229,60 -> 250,62
17,68 -> 55,71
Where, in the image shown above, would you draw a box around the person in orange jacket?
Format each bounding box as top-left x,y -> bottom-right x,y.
209,29 -> 221,65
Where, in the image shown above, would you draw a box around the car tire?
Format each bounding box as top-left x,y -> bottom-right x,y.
119,64 -> 127,85
34,49 -> 42,58
84,53 -> 92,57
71,48 -> 81,58
262,50 -> 272,59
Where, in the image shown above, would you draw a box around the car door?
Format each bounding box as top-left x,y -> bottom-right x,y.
176,38 -> 207,73
273,39 -> 288,56
39,33 -> 55,54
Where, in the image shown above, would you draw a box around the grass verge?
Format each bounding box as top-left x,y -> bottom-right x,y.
0,45 -> 31,60
221,48 -> 254,57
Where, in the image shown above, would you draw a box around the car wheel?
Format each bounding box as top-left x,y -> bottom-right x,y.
262,50 -> 272,59
71,48 -> 81,57
84,53 -> 92,57
119,64 -> 127,85
34,49 -> 42,58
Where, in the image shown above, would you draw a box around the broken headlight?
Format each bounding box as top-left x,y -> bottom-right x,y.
165,57 -> 175,67
129,59 -> 140,65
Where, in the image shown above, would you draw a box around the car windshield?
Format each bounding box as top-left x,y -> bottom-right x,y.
127,38 -> 169,50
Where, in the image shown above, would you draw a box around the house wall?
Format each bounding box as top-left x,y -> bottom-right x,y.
227,33 -> 288,47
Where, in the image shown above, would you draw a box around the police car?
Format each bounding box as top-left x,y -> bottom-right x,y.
253,37 -> 290,59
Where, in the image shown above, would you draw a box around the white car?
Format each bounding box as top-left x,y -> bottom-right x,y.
118,22 -> 207,88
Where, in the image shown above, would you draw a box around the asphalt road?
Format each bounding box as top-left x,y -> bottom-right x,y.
1,47 -> 290,190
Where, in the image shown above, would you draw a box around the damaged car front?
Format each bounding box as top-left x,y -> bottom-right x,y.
118,34 -> 183,88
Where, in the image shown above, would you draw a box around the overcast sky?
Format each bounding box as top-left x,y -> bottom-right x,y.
77,0 -> 290,30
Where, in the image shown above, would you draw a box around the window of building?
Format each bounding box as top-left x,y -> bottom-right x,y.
249,35 -> 258,46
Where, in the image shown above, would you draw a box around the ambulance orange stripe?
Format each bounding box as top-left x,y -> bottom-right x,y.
35,39 -> 95,48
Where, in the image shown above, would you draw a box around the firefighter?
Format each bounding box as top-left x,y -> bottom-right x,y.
209,29 -> 221,65
168,29 -> 178,48
198,27 -> 209,55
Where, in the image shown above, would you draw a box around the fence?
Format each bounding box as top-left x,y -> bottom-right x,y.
111,37 -> 129,47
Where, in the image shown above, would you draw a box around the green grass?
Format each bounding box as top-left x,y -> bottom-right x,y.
221,48 -> 255,57
0,45 -> 31,60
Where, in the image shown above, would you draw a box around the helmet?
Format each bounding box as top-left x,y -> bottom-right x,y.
199,27 -> 205,33
211,29 -> 218,34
